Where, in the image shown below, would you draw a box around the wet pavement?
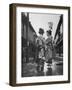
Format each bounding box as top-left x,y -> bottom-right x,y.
22,58 -> 63,77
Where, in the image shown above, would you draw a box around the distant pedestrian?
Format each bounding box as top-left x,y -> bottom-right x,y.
36,28 -> 45,72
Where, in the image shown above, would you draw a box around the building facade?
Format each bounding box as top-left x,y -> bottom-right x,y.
54,15 -> 63,57
21,12 -> 37,63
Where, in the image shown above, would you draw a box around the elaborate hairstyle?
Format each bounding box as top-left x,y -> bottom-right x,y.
39,28 -> 44,34
46,30 -> 52,35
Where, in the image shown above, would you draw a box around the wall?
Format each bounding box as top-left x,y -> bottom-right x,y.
0,0 -> 72,90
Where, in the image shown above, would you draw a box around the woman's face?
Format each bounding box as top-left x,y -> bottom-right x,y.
46,32 -> 49,37
40,33 -> 43,36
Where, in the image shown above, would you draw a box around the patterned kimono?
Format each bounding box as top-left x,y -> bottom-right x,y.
45,36 -> 53,63
36,35 -> 45,71
36,35 -> 45,60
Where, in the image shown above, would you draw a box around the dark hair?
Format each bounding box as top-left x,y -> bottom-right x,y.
46,30 -> 52,35
39,28 -> 44,34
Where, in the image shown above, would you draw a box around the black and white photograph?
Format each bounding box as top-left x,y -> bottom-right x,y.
9,4 -> 70,86
21,12 -> 63,77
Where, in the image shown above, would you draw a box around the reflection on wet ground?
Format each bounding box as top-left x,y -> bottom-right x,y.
22,59 -> 63,77
44,60 -> 63,76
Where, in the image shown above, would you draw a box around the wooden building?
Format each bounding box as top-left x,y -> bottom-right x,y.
54,15 -> 63,57
21,12 -> 37,63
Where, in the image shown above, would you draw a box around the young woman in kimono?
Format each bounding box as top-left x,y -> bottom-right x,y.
45,30 -> 54,67
36,28 -> 45,72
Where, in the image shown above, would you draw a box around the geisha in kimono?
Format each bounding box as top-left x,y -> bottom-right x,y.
45,30 -> 54,67
36,28 -> 45,72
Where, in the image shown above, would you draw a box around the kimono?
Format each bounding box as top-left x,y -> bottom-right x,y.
36,35 -> 45,71
36,35 -> 45,59
45,36 -> 53,64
